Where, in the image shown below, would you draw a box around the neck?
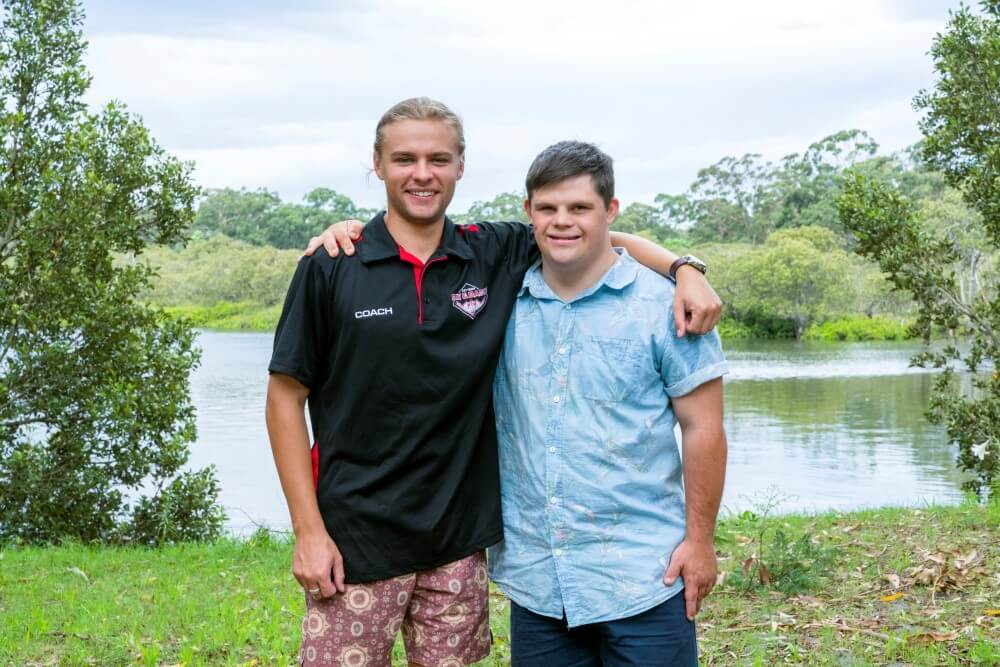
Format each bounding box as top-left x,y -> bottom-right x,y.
384,207 -> 445,262
541,245 -> 619,301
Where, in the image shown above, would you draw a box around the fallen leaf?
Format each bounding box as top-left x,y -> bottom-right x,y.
882,574 -> 901,589
954,550 -> 979,570
742,558 -> 754,577
909,630 -> 959,645
986,609 -> 1000,617
759,562 -> 772,585
880,592 -> 904,602
795,595 -> 824,608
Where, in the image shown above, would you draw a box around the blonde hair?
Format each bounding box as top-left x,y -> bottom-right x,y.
374,97 -> 466,157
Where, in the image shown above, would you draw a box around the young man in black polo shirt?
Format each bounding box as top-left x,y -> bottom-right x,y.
266,97 -> 721,667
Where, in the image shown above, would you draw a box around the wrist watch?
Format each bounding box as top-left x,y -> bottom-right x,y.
669,255 -> 707,281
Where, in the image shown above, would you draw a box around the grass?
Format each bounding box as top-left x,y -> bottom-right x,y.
1,503 -> 997,666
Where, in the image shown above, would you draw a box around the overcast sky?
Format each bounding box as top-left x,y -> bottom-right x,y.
80,0 -> 959,212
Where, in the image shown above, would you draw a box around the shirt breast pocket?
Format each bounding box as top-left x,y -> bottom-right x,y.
574,336 -> 645,404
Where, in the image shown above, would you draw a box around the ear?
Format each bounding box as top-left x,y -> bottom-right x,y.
373,150 -> 385,181
523,198 -> 532,219
606,197 -> 620,225
457,155 -> 465,181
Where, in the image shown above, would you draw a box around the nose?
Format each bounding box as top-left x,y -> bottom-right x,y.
552,206 -> 572,226
412,159 -> 432,182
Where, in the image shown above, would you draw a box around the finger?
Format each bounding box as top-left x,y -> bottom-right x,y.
322,235 -> 340,258
332,228 -> 354,256
673,298 -> 687,338
348,221 -> 364,239
304,236 -> 322,257
333,556 -> 346,593
706,303 -> 722,330
685,585 -> 698,620
663,560 -> 681,586
687,308 -> 709,335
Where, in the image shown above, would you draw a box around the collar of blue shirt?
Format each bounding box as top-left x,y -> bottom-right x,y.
518,247 -> 638,301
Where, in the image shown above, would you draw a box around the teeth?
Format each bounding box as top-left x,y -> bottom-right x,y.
412,191 -> 433,197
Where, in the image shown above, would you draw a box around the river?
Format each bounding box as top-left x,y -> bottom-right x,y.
185,332 -> 965,534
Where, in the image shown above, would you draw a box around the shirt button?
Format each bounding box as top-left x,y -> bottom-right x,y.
548,446 -> 556,454
550,496 -> 559,504
552,395 -> 560,403
554,548 -> 563,556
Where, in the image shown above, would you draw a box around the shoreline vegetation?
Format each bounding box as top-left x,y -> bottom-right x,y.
141,232 -> 921,341
165,300 -> 916,342
2,503 -> 996,665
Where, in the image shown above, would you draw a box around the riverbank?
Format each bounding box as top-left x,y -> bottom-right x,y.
2,503 -> 996,666
169,301 -> 917,342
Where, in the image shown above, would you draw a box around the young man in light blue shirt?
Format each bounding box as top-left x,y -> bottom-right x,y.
489,141 -> 728,666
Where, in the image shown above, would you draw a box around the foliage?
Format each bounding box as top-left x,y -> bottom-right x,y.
673,130 -> 880,245
164,302 -> 283,331
0,0 -> 222,543
613,201 -> 681,245
192,186 -> 377,249
723,227 -> 853,339
802,316 -> 915,342
725,490 -> 836,595
452,190 -> 529,225
839,3 -> 1000,499
141,235 -> 298,308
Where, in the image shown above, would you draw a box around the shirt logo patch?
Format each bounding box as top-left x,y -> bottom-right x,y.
451,283 -> 488,320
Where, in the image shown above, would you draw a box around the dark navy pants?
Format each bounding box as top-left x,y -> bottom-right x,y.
510,593 -> 698,666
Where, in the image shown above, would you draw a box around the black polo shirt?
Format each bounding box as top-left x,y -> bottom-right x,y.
269,212 -> 538,582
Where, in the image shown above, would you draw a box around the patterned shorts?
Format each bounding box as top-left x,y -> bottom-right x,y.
299,550 -> 491,667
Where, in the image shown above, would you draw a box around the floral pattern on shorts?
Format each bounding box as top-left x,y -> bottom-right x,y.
300,551 -> 491,667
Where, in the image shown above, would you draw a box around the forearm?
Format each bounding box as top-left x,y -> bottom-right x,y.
680,426 -> 727,544
610,231 -> 678,277
265,384 -> 325,537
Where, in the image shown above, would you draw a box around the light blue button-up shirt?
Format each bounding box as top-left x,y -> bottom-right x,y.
488,249 -> 728,627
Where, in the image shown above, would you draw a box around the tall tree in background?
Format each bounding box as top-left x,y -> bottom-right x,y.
456,191 -> 529,224
193,186 -> 376,249
0,0 -> 224,542
840,2 -> 999,497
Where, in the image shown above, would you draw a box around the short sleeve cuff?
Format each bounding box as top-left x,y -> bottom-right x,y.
267,362 -> 314,390
666,361 -> 728,398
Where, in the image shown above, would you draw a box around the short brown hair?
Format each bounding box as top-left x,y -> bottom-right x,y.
374,97 -> 466,157
525,141 -> 615,206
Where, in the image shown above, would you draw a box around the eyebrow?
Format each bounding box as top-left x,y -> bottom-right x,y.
389,150 -> 455,159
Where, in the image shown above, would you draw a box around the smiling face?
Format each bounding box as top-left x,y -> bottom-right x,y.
373,118 -> 464,227
525,173 -> 620,274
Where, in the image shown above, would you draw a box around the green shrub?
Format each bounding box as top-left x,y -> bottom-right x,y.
803,316 -> 915,341
164,302 -> 283,332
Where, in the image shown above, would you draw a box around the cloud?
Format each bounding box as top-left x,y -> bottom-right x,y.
80,0 -> 957,210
